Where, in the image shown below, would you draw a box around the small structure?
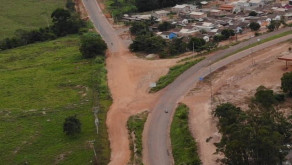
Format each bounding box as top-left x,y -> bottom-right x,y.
278,53 -> 292,69
190,11 -> 207,19
210,9 -> 222,16
172,4 -> 189,13
158,32 -> 178,39
219,4 -> 234,12
152,10 -> 170,18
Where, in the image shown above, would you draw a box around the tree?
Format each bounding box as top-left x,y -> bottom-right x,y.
63,115 -> 81,136
267,20 -> 281,31
249,11 -> 258,16
129,22 -> 149,35
254,86 -> 276,108
51,8 -> 83,36
214,102 -> 292,165
281,72 -> 292,95
129,34 -> 166,54
158,21 -> 174,31
168,38 -> 187,56
221,29 -> 235,40
249,22 -> 260,31
213,34 -> 225,42
66,0 -> 76,12
80,32 -> 107,58
187,37 -> 206,52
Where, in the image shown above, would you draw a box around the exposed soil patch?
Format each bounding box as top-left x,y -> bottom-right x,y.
182,42 -> 292,165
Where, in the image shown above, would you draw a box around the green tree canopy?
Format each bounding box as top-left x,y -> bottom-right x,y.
281,72 -> 292,95
79,32 -> 107,58
249,22 -> 261,31
221,29 -> 235,40
187,37 -> 206,52
249,11 -> 258,16
63,115 -> 81,136
158,21 -> 174,31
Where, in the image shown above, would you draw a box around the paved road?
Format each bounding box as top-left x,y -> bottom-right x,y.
82,0 -> 123,52
144,30 -> 292,165
82,1 -> 291,164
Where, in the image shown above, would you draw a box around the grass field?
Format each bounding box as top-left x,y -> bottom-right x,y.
171,104 -> 201,165
0,35 -> 111,164
0,0 -> 64,40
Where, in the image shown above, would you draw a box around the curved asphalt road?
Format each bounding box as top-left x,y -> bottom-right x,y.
145,31 -> 292,165
82,1 -> 291,164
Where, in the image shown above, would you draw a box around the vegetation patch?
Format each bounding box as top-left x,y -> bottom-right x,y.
171,104 -> 201,165
127,111 -> 149,165
213,82 -> 292,164
0,35 -> 111,164
0,0 -> 64,40
150,57 -> 205,92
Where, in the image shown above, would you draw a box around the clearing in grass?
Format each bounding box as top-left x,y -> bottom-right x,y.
0,35 -> 111,164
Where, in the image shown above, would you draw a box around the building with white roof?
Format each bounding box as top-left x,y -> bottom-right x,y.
190,11 -> 207,19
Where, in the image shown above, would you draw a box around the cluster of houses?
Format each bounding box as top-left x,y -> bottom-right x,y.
122,0 -> 292,42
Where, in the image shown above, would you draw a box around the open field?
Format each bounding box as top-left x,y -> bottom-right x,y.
0,35 -> 111,164
0,0 -> 64,40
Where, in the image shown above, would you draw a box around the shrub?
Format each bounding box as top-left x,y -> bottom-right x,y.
80,32 -> 107,58
63,115 -> 81,136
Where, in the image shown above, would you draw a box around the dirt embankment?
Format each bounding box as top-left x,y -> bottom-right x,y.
182,42 -> 292,165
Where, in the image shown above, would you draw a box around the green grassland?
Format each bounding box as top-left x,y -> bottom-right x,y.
0,0 -> 64,40
171,104 -> 201,165
0,35 -> 111,164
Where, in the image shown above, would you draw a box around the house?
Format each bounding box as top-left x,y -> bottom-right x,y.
210,9 -> 223,16
219,4 -> 234,12
152,10 -> 170,18
249,0 -> 264,8
172,4 -> 189,13
283,12 -> 292,20
192,22 -> 215,32
158,32 -> 178,39
178,26 -> 199,36
190,11 -> 207,19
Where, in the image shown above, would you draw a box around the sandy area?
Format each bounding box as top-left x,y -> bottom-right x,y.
106,46 -> 181,164
182,41 -> 292,165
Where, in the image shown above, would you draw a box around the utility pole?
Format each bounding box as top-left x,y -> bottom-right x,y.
193,41 -> 194,54
209,60 -> 213,110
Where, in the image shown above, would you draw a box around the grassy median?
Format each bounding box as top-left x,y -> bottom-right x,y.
150,58 -> 205,93
171,104 -> 201,165
127,111 -> 148,165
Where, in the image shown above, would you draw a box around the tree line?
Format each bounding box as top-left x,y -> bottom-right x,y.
213,72 -> 292,164
0,6 -> 86,50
